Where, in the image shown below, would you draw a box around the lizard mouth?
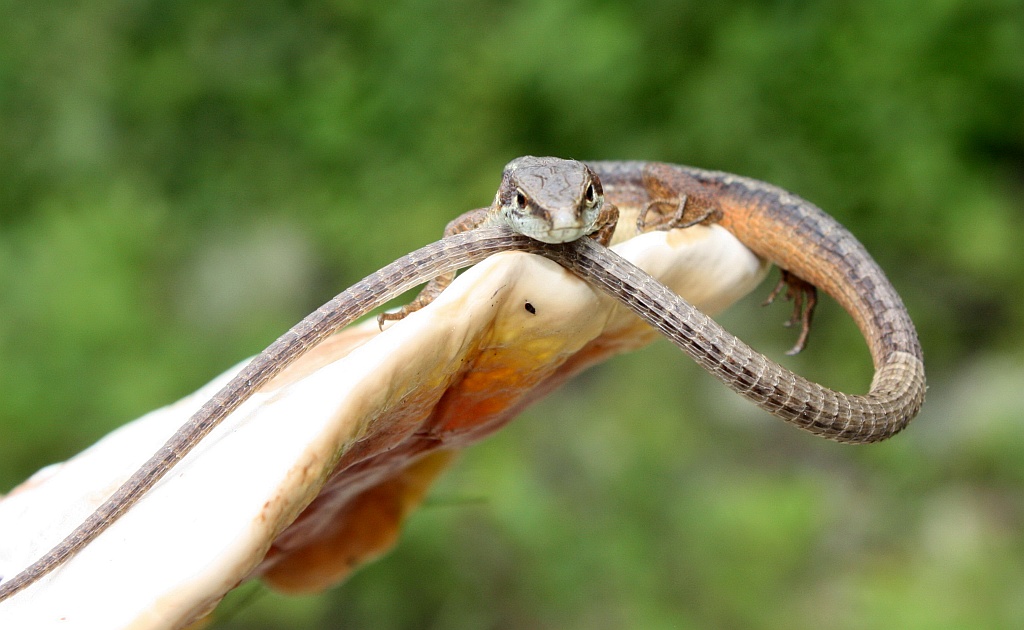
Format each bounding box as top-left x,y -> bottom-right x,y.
503,212 -> 593,244
532,226 -> 592,244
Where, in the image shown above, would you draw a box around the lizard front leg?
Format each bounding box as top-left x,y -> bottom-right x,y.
588,201 -> 619,246
377,201 -> 617,327
377,206 -> 493,327
636,162 -> 817,353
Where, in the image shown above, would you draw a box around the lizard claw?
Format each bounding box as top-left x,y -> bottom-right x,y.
376,307 -> 411,330
762,270 -> 818,355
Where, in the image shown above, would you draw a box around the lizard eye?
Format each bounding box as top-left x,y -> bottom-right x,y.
515,190 -> 527,209
584,183 -> 597,206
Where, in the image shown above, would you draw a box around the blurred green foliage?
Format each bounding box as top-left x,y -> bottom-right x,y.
2,0 -> 1023,628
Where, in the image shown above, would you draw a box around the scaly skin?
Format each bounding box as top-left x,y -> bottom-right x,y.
0,157 -> 924,603
589,160 -> 923,376
588,160 -> 925,439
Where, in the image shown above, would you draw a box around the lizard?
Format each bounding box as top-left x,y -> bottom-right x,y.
383,157 -> 924,438
582,160 -> 925,436
0,156 -> 925,603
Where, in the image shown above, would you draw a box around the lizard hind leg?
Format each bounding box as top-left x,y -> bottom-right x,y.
376,207 -> 493,329
637,197 -> 724,232
761,269 -> 818,355
636,164 -> 723,234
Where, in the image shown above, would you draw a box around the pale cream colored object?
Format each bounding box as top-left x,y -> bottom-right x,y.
0,226 -> 768,629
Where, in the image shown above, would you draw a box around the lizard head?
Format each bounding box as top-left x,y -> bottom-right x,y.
496,156 -> 605,244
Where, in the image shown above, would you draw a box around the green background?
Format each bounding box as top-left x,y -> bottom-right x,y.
2,1 -> 1023,628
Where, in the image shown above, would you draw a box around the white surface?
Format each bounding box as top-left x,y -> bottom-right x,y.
0,225 -> 767,629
